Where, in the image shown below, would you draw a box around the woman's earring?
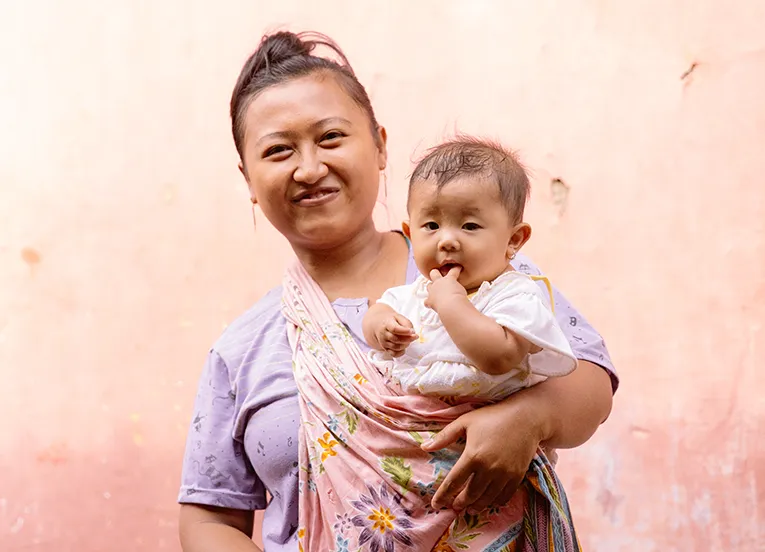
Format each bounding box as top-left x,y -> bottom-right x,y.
251,201 -> 257,231
377,170 -> 393,229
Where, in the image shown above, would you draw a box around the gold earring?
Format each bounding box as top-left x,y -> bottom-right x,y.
378,170 -> 393,229
251,201 -> 257,231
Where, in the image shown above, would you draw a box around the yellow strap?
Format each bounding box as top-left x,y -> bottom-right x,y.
528,274 -> 555,314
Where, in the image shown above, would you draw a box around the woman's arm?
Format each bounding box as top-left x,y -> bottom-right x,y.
528,359 -> 613,449
180,504 -> 262,552
178,350 -> 268,550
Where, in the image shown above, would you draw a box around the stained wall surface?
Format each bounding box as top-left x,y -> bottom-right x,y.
1,1 -> 763,550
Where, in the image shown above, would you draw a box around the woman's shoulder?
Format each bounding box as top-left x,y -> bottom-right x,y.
211,285 -> 289,371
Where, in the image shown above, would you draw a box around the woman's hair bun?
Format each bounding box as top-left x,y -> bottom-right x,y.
256,31 -> 313,68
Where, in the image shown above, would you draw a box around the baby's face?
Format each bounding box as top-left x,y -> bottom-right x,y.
406,176 -> 521,292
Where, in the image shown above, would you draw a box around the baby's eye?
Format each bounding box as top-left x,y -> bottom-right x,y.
423,222 -> 439,231
463,222 -> 481,231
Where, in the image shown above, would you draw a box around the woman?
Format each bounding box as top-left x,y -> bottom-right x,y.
178,31 -> 617,552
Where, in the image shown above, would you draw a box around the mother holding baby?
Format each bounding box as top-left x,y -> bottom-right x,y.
178,30 -> 617,552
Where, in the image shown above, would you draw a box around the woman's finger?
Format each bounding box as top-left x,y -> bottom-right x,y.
429,269 -> 442,281
452,470 -> 492,512
466,473 -> 520,513
492,478 -> 522,509
431,454 -> 473,510
421,418 -> 465,452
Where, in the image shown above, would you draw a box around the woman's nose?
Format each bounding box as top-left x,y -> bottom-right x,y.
293,150 -> 329,184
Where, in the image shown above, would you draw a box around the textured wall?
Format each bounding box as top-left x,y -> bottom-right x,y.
1,1 -> 763,550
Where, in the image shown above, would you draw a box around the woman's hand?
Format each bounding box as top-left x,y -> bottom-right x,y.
422,361 -> 613,512
422,389 -> 549,512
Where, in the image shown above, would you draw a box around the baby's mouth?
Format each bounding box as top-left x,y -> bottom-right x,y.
438,262 -> 462,277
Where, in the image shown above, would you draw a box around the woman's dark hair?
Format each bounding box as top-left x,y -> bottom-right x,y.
409,135 -> 531,223
230,31 -> 381,159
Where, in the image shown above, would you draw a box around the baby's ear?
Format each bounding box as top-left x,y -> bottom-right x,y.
401,221 -> 411,239
507,222 -> 532,258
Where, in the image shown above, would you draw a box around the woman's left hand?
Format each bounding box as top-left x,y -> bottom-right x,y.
422,391 -> 550,512
422,361 -> 613,512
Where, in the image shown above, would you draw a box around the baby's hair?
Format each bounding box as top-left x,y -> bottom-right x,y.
409,135 -> 530,223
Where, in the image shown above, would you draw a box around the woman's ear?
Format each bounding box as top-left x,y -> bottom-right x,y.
401,221 -> 411,239
376,126 -> 388,170
239,161 -> 257,205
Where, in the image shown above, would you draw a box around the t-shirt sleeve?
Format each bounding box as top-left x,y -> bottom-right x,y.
375,283 -> 411,312
483,276 -> 577,378
178,349 -> 267,510
513,254 -> 619,393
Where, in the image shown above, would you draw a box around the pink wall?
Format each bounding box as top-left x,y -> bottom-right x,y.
2,1 -> 763,550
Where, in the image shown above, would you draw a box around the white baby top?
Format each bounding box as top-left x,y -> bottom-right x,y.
370,271 -> 578,401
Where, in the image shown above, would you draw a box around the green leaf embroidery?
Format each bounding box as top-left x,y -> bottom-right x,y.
343,410 -> 359,434
408,431 -> 424,445
380,456 -> 413,492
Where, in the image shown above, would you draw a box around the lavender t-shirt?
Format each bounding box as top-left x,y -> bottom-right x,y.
178,248 -> 617,551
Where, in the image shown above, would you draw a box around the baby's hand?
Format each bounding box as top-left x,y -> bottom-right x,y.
375,313 -> 417,357
425,266 -> 467,312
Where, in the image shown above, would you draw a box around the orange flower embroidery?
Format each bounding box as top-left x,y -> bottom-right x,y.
318,432 -> 339,461
297,528 -> 305,552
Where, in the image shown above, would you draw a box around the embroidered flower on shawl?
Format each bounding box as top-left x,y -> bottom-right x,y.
297,528 -> 306,552
351,483 -> 414,552
333,512 -> 353,535
333,533 -> 350,552
353,373 -> 368,385
427,448 -> 461,477
415,480 -> 437,498
326,415 -> 342,436
318,432 -> 339,462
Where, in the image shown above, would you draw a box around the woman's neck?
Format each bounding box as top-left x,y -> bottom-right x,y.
292,224 -> 408,302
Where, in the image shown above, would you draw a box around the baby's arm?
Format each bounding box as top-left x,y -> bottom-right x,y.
363,302 -> 417,357
436,298 -> 536,375
426,268 -> 540,376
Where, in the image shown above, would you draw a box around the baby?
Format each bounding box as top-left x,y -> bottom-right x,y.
363,136 -> 577,402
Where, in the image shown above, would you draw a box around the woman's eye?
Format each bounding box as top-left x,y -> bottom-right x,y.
463,223 -> 481,231
264,145 -> 290,158
423,222 -> 439,231
321,131 -> 345,143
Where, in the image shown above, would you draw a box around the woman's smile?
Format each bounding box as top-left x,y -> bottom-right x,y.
291,186 -> 340,207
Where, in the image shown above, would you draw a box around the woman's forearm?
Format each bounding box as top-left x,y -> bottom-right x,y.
525,361 -> 613,449
179,504 -> 262,552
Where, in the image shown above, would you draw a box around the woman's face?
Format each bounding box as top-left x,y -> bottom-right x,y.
239,73 -> 387,251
